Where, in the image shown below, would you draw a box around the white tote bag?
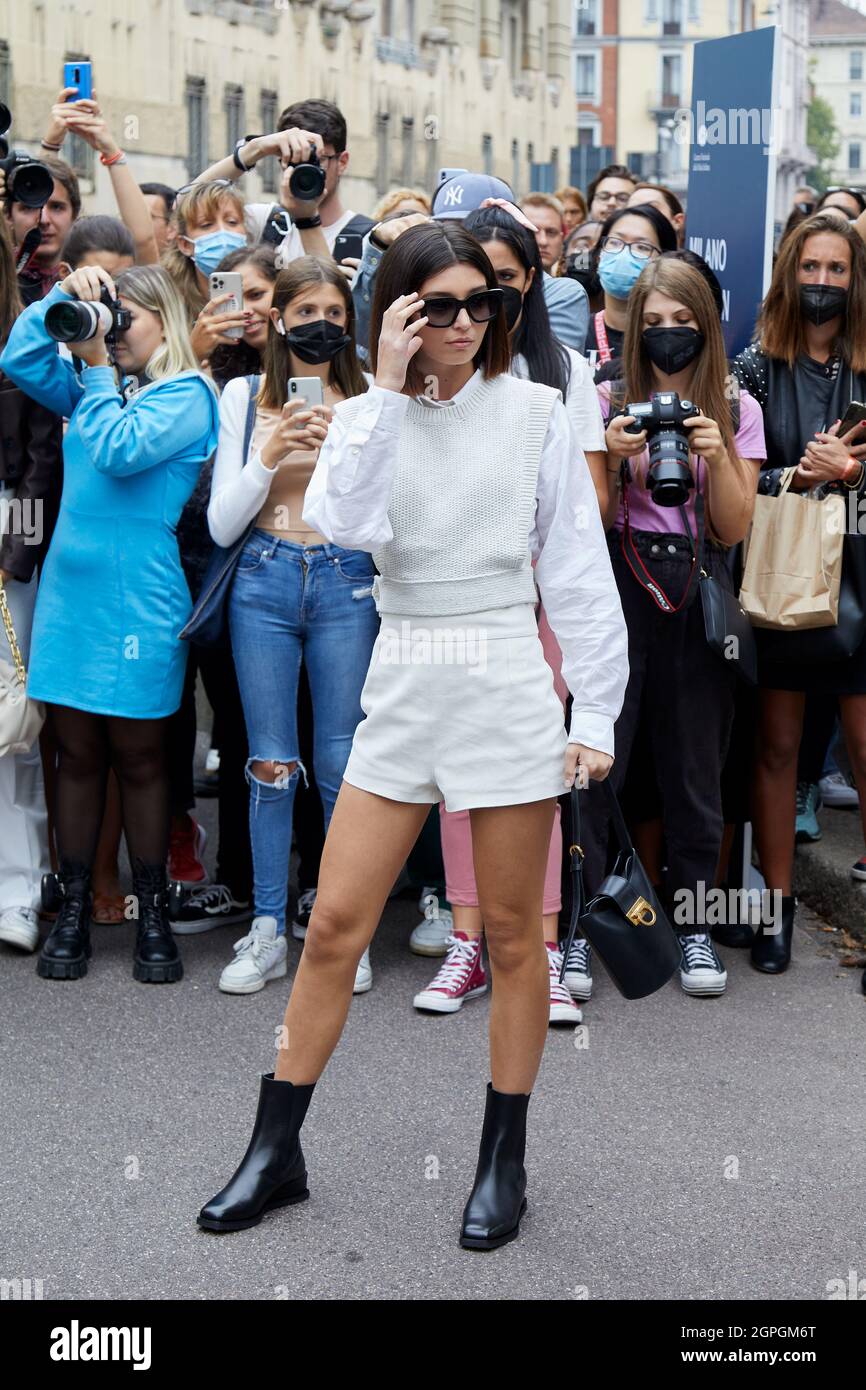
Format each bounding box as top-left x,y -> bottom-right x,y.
0,578 -> 45,756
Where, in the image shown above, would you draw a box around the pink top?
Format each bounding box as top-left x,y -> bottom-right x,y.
597,381 -> 767,533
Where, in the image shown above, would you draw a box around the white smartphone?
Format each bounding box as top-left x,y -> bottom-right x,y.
289,377 -> 324,408
208,271 -> 244,341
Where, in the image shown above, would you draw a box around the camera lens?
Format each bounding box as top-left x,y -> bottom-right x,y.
45,300 -> 106,343
8,159 -> 54,209
289,162 -> 326,202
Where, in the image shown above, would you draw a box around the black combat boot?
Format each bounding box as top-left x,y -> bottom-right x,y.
37,863 -> 93,980
131,860 -> 183,983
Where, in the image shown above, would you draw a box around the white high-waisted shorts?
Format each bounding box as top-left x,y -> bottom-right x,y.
342,603 -> 568,812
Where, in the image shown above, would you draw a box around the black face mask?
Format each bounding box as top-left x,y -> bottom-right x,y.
499,285 -> 525,330
641,325 -> 705,375
799,284 -> 848,326
566,265 -> 602,300
285,318 -> 351,364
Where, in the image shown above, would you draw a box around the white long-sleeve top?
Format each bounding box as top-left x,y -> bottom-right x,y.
303,371 -> 628,756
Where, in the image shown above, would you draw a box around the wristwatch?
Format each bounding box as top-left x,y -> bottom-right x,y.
294,214 -> 322,230
233,135 -> 262,173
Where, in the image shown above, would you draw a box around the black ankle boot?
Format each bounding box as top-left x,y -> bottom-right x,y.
198,1072 -> 316,1232
750,894 -> 795,974
37,856 -> 92,978
460,1083 -> 530,1251
132,860 -> 182,983
37,863 -> 93,979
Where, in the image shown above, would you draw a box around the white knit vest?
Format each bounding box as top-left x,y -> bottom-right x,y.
338,372 -> 558,616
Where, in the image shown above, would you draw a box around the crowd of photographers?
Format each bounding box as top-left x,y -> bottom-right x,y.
2,80 -> 866,1018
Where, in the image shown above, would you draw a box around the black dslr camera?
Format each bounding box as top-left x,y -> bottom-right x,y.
0,103 -> 54,208
44,286 -> 132,349
288,147 -> 326,202
623,391 -> 700,507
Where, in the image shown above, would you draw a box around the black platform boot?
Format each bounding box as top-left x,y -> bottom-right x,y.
750,894 -> 796,974
37,863 -> 93,980
198,1072 -> 316,1232
131,860 -> 183,983
460,1083 -> 530,1251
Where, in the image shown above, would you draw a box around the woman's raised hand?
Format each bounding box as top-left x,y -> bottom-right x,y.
59,264 -> 116,303
260,400 -> 333,470
374,293 -> 428,394
604,414 -> 648,460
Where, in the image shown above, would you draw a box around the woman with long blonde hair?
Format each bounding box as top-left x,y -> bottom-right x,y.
0,263 -> 219,984
581,255 -> 766,999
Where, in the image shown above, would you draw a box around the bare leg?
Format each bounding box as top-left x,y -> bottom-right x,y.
838,695 -> 866,847
452,904 -> 483,939
274,782 -> 433,1083
469,798 -> 557,1094
752,689 -> 805,895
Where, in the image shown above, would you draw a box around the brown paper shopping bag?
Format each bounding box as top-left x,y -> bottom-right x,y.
740,468 -> 846,630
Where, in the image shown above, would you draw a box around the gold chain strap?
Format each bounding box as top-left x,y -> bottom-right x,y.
0,579 -> 26,687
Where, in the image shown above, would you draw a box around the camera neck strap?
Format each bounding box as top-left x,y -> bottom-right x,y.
619,469 -> 705,615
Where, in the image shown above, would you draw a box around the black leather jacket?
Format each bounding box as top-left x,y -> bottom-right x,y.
0,369 -> 63,582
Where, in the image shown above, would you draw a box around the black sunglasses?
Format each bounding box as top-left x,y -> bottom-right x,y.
421,288 -> 505,328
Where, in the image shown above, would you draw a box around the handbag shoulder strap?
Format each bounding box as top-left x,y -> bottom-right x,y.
0,581 -> 26,685
619,476 -> 705,614
242,374 -> 260,464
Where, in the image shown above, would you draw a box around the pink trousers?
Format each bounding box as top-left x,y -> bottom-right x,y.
439,604 -> 566,914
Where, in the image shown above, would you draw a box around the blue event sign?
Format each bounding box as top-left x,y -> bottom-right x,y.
685,26 -> 778,357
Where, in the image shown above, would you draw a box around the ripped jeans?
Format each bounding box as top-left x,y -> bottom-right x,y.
228,530 -> 379,932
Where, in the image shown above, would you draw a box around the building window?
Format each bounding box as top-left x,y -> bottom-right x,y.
852,91 -> 863,118
0,40 -> 10,108
401,116 -> 414,185
511,138 -> 520,195
259,90 -> 278,194
186,77 -> 208,181
687,0 -> 700,21
482,132 -> 493,175
662,0 -> 683,35
224,84 -> 245,159
851,141 -> 862,172
576,0 -> 599,38
644,0 -> 659,19
851,51 -> 863,81
375,111 -> 390,196
661,52 -> 682,104
424,110 -> 438,191
509,15 -> 519,79
381,0 -> 393,35
575,51 -> 598,99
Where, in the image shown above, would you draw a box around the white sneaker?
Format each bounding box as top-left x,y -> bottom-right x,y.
0,906 -> 40,952
819,771 -> 859,808
354,946 -> 372,994
563,937 -> 593,1000
409,892 -> 453,956
679,933 -> 727,997
547,945 -> 583,1025
218,916 -> 287,994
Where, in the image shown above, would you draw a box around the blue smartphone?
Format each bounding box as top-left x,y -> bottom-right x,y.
64,61 -> 92,101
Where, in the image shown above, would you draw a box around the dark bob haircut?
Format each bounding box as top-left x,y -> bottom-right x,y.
598,203 -> 679,255
369,220 -> 511,395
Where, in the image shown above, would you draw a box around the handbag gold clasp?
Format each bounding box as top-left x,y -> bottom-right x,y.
568,844 -> 584,861
626,896 -> 656,926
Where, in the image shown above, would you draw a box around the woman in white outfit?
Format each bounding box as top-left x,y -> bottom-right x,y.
0,221 -> 54,952
198,220 -> 629,1250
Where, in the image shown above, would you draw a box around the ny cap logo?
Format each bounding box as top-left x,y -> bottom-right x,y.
442,183 -> 465,206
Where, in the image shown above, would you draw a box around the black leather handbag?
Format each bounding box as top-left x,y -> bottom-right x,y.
559,782 -> 683,1000
180,375 -> 259,648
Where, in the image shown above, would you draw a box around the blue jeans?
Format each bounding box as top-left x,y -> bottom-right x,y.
228,531 -> 379,932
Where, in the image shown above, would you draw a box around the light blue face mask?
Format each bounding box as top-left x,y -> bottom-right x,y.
189,228 -> 248,277
597,246 -> 646,301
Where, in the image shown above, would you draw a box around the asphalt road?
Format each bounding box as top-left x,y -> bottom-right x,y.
4,785 -> 866,1302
